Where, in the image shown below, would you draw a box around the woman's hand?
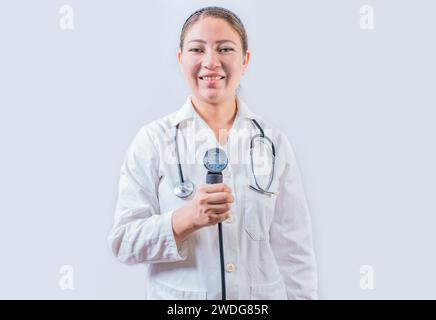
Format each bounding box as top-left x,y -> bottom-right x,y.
172,183 -> 234,246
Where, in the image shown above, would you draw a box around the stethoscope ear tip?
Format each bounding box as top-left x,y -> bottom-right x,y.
248,184 -> 278,198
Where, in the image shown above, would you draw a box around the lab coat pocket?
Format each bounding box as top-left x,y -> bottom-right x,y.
149,279 -> 207,300
250,278 -> 288,300
243,186 -> 276,241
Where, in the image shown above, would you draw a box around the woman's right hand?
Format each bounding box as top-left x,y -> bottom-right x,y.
188,183 -> 234,228
172,183 -> 234,245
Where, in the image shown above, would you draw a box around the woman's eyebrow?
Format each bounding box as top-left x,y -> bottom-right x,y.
216,40 -> 237,45
187,39 -> 237,45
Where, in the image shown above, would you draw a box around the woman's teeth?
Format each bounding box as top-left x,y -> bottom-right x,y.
200,76 -> 225,80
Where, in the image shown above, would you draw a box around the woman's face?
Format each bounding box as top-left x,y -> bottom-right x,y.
178,17 -> 250,105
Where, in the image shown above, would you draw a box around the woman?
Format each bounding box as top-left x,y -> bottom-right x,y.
108,6 -> 318,300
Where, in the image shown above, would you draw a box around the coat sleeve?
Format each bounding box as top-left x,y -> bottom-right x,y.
269,134 -> 318,299
108,125 -> 189,265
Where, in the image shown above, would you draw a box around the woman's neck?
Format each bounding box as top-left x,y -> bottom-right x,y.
191,95 -> 238,144
191,95 -> 237,127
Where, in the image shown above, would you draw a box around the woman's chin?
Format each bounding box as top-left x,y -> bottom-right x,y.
198,90 -> 227,104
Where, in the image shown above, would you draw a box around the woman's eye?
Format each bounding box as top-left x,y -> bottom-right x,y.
189,48 -> 203,53
219,48 -> 234,53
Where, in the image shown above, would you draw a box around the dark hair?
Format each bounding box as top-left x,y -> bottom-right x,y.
179,6 -> 248,55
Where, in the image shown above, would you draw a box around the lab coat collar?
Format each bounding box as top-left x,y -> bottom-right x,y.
170,95 -> 260,127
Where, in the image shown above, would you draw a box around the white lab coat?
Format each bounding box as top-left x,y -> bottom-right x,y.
108,96 -> 318,299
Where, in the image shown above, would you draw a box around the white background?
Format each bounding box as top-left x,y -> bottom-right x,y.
1,0 -> 435,299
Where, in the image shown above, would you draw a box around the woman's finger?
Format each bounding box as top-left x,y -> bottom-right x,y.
206,192 -> 234,204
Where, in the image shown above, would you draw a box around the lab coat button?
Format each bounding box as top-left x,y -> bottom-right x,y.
225,263 -> 236,273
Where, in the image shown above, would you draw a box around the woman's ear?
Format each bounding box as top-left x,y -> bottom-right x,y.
177,49 -> 182,65
242,49 -> 250,73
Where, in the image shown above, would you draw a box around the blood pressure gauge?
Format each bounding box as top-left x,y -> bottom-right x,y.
203,148 -> 228,173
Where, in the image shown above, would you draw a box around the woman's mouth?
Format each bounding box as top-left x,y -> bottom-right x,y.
199,76 -> 225,81
198,76 -> 226,86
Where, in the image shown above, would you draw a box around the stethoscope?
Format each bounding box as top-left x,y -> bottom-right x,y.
173,118 -> 277,199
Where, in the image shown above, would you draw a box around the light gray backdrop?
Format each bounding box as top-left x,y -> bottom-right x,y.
1,0 -> 435,299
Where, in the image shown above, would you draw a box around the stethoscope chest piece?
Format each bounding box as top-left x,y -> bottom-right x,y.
173,180 -> 195,198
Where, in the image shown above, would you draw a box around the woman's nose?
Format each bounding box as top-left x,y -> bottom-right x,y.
202,50 -> 221,68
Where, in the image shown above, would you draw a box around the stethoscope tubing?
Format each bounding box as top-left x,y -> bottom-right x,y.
174,119 -> 277,198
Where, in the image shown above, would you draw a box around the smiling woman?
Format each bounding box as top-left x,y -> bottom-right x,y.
177,7 -> 250,143
108,6 -> 318,300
